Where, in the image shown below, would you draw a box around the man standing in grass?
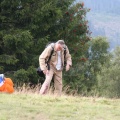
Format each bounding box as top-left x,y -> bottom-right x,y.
39,40 -> 72,96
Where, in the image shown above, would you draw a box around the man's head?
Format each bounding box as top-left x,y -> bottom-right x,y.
55,40 -> 65,51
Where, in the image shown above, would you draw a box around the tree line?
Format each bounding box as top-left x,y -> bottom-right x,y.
0,0 -> 119,98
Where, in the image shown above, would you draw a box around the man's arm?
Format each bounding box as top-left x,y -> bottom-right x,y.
39,46 -> 51,71
65,46 -> 72,71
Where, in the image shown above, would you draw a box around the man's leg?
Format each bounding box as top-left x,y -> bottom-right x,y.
54,71 -> 62,96
40,69 -> 54,95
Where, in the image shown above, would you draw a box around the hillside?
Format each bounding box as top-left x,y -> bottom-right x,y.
0,93 -> 120,120
81,0 -> 120,50
84,0 -> 120,15
88,12 -> 120,50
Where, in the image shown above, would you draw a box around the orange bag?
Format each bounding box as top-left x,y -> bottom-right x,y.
0,78 -> 14,93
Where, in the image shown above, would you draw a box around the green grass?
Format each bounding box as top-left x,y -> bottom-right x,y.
0,92 -> 120,120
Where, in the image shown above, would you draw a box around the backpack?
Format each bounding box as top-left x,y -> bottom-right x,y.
37,43 -> 66,78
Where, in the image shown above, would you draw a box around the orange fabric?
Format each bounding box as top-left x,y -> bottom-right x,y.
0,78 -> 14,93
4,78 -> 14,87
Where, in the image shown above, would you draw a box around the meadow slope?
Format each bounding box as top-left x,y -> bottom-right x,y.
0,93 -> 120,120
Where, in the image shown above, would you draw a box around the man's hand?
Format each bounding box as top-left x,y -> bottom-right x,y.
43,70 -> 49,75
66,64 -> 70,71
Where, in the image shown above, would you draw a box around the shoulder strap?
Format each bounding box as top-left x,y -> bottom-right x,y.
64,45 -> 67,66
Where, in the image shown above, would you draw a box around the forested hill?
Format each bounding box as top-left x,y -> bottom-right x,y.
82,0 -> 120,50
84,0 -> 120,14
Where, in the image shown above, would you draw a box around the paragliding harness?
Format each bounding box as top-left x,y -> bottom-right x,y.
37,43 -> 66,79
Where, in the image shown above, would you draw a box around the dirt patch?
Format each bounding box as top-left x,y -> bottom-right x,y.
35,113 -> 49,120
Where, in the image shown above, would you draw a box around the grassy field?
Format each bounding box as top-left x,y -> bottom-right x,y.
0,92 -> 120,120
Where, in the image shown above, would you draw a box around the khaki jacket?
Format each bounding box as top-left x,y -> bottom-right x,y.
39,43 -> 72,71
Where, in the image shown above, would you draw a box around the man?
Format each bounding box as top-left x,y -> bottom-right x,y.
39,40 -> 72,96
0,74 -> 14,93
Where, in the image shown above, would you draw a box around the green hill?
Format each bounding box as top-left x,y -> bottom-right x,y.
0,93 -> 120,120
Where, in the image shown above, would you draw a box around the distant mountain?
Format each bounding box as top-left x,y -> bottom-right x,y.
78,0 -> 120,50
84,0 -> 120,15
88,13 -> 120,50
